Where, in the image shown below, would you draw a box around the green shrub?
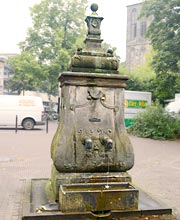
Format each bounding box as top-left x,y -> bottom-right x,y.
128,103 -> 180,140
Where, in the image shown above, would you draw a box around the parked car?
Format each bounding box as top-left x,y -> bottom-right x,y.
44,107 -> 59,121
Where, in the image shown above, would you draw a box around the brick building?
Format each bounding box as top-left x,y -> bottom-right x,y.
126,3 -> 152,70
0,54 -> 17,94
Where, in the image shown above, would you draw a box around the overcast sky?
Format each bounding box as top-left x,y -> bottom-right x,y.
0,0 -> 142,61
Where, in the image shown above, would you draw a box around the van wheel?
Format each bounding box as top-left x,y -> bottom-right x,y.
22,118 -> 35,130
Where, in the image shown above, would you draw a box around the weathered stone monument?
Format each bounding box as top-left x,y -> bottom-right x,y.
22,3 -> 174,220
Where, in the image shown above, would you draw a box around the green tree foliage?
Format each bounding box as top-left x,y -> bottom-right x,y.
11,0 -> 88,95
119,48 -> 155,94
140,0 -> 180,74
151,71 -> 180,103
119,63 -> 151,93
7,52 -> 44,94
125,0 -> 180,103
21,0 -> 88,62
128,103 -> 180,140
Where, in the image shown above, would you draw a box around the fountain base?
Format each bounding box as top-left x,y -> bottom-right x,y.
22,179 -> 174,220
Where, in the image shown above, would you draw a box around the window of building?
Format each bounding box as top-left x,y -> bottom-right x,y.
4,64 -> 14,77
140,22 -> 147,36
131,8 -> 138,39
131,8 -> 137,21
132,23 -> 137,38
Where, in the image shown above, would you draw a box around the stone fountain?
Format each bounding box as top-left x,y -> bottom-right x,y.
22,3 -> 174,220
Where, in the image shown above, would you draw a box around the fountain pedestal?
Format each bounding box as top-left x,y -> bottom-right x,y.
50,72 -> 135,203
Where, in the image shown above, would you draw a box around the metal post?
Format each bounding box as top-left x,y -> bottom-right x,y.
46,118 -> 49,133
15,115 -> 18,133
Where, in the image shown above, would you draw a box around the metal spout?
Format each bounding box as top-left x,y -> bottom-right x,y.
100,136 -> 113,152
83,137 -> 93,151
104,138 -> 113,152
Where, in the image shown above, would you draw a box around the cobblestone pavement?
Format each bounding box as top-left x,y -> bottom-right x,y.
0,122 -> 55,220
129,136 -> 180,219
0,122 -> 179,219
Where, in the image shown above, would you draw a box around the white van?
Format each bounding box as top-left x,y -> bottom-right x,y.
165,94 -> 180,118
0,95 -> 45,130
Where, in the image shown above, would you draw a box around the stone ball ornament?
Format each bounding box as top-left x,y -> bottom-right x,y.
90,3 -> 98,12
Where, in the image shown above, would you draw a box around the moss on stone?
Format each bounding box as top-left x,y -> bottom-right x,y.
45,180 -> 56,202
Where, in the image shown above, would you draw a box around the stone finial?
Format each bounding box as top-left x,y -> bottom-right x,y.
90,3 -> 98,15
70,3 -> 119,74
85,3 -> 103,39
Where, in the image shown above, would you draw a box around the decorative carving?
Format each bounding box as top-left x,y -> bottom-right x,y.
86,17 -> 102,36
70,99 -> 91,111
87,88 -> 104,100
70,88 -> 119,112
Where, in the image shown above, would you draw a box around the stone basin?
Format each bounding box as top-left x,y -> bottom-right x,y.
59,182 -> 138,213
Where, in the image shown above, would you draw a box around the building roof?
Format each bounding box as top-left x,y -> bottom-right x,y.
0,53 -> 18,60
